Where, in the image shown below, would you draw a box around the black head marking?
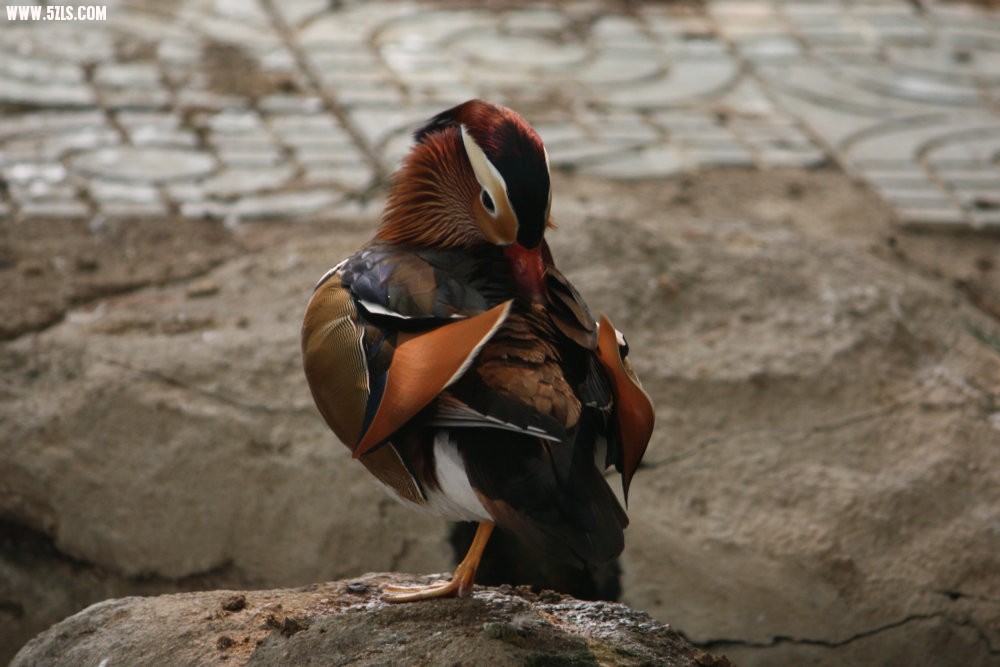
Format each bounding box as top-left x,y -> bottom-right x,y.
414,100 -> 551,249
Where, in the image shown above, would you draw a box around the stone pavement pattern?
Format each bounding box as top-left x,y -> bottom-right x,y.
1,0 -> 999,229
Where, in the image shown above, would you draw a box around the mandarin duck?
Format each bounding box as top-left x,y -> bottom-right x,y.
301,100 -> 654,602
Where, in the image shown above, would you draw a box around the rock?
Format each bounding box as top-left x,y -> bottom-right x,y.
0,216 -> 239,340
3,170 -> 1000,666
10,573 -> 729,666
549,172 -> 1000,666
0,213 -> 449,662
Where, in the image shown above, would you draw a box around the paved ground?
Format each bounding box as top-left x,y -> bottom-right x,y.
1,0 -> 999,230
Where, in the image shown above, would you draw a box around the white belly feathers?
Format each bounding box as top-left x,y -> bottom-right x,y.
369,431 -> 492,522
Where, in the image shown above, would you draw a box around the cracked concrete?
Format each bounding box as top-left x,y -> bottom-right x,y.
697,613 -> 1000,665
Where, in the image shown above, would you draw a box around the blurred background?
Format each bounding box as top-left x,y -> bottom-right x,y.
2,0 -> 999,665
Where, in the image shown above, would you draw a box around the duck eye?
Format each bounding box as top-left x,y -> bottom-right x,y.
480,189 -> 496,215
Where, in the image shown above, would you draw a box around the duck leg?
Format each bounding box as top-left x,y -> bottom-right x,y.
382,521 -> 494,602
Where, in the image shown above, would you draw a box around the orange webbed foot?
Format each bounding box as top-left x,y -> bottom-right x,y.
381,521 -> 494,604
382,575 -> 473,602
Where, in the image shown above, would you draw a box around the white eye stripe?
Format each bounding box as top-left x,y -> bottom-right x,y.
461,124 -> 510,212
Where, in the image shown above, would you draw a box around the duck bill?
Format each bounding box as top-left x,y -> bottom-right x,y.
503,243 -> 547,303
